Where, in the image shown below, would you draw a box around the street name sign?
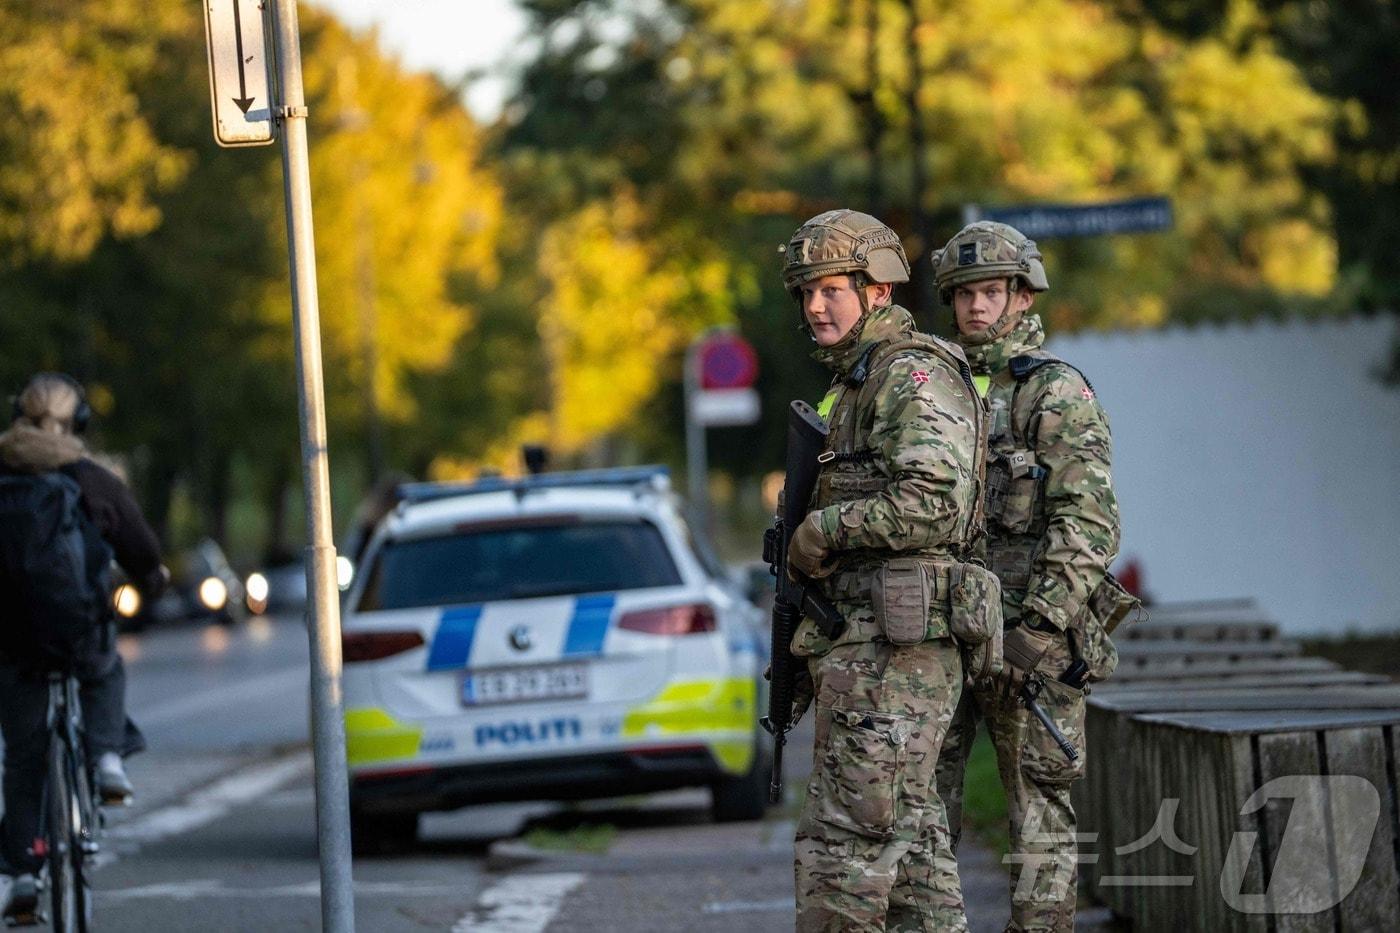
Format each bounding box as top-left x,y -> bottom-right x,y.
203,0 -> 275,147
966,196 -> 1173,239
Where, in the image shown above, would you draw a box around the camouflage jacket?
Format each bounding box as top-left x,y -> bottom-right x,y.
792,304 -> 983,654
961,314 -> 1119,631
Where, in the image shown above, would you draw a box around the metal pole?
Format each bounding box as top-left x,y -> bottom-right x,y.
684,341 -> 709,538
269,2 -> 356,930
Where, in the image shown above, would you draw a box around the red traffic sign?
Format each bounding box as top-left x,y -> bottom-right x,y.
697,333 -> 759,390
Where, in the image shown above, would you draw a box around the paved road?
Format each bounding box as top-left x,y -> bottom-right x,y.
0,614 -> 1117,930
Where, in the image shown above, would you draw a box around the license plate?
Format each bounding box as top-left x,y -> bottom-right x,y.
463,664 -> 588,706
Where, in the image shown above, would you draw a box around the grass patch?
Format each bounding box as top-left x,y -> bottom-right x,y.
961,732 -> 1010,856
522,823 -> 616,854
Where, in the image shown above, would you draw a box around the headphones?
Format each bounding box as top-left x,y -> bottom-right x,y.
10,372 -> 92,435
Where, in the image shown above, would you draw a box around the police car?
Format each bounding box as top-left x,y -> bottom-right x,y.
340,466 -> 771,850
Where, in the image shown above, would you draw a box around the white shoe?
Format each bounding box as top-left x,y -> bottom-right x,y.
1,872 -> 38,923
97,752 -> 134,804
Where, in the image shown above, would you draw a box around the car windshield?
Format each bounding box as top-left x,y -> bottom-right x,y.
356,518 -> 683,611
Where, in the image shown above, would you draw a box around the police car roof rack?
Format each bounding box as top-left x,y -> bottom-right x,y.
395,465 -> 671,507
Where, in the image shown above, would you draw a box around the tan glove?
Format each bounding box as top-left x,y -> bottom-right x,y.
787,512 -> 837,581
1002,617 -> 1058,688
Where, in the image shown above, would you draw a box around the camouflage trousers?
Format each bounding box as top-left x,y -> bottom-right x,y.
794,638 -> 967,932
934,632 -> 1087,933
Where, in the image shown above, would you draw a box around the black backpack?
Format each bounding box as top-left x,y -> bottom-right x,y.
0,471 -> 113,668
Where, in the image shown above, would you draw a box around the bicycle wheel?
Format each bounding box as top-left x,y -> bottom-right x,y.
70,748 -> 94,930
46,734 -> 77,932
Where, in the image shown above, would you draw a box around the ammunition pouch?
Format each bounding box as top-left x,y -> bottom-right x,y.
855,559 -> 1001,667
985,447 -> 1047,535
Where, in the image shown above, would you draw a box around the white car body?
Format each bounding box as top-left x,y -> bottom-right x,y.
340,468 -> 770,825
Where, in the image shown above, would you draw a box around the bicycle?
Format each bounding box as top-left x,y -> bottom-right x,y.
33,672 -> 99,932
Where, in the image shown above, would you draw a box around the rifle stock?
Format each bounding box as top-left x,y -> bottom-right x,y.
760,401 -> 845,804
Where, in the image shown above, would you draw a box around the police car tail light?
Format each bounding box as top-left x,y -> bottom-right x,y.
342,630 -> 425,662
617,604 -> 716,635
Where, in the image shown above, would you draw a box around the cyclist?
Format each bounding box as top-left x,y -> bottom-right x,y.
0,373 -> 166,921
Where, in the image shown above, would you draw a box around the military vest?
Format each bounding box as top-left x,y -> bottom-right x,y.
982,348 -> 1092,592
814,333 -> 989,563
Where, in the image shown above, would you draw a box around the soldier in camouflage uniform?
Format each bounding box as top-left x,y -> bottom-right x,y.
780,210 -> 1000,932
930,222 -> 1125,933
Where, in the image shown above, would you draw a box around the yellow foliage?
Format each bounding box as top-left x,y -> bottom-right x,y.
293,12 -> 504,421
0,1 -> 190,265
537,195 -> 690,452
1250,220 -> 1337,296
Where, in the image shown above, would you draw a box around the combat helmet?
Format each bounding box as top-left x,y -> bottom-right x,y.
782,209 -> 910,296
931,221 -> 1048,344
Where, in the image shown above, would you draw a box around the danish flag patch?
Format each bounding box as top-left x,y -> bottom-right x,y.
1081,386 -> 1095,400
911,370 -> 930,385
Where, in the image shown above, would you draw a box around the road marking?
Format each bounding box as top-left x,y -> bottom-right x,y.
703,897 -> 792,914
455,872 -> 585,933
133,665 -> 307,726
97,751 -> 310,866
102,880 -> 470,901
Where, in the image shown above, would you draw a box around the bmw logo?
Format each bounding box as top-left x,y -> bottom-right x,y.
509,625 -> 532,652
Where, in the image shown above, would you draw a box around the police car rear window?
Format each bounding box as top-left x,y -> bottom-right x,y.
357,519 -> 682,611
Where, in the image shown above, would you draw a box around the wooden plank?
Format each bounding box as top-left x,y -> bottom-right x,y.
1137,708 -> 1400,735
1109,657 -> 1339,683
1095,671 -> 1385,694
1117,640 -> 1300,661
1324,727 -> 1400,930
1176,725 -> 1252,931
1091,685 -> 1400,715
1255,730 -> 1332,932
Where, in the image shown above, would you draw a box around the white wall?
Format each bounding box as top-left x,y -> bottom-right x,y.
1048,315 -> 1400,635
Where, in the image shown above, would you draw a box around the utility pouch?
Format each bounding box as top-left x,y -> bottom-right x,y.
961,624 -> 1003,682
988,449 -> 1045,534
871,559 -> 932,646
1088,573 -> 1143,635
949,563 -> 1003,682
947,563 -> 1002,645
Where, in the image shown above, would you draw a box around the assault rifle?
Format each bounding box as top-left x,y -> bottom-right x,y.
760,400 -> 846,804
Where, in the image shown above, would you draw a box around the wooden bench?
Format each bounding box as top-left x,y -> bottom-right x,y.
1073,603 -> 1398,930
1079,707 -> 1400,931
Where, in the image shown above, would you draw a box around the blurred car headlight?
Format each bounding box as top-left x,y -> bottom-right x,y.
113,584 -> 142,619
198,576 -> 229,612
336,555 -> 354,590
246,571 -> 270,603
245,571 -> 270,614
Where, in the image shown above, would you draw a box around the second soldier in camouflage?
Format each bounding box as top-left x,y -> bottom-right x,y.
931,222 -> 1127,933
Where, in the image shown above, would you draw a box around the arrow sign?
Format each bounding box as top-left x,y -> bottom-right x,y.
203,0 -> 274,147
231,0 -> 255,114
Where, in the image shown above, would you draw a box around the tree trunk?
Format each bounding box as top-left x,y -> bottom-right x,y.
904,0 -> 937,325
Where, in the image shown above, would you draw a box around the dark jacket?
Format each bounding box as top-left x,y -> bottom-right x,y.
0,423 -> 164,596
